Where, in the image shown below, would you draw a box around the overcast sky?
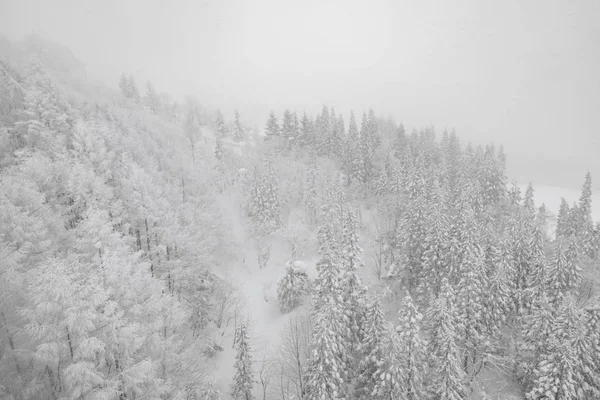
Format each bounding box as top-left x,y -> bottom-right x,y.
1,0 -> 599,188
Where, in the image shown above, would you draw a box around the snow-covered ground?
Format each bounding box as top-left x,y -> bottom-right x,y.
210,190 -> 320,397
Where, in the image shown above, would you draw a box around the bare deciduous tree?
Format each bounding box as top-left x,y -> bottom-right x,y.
275,312 -> 313,400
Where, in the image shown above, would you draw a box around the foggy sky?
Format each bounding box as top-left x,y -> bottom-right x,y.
1,0 -> 599,189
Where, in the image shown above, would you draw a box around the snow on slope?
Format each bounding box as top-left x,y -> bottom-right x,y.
210,190 -> 320,398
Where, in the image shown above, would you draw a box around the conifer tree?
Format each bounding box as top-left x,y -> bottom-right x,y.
396,294 -> 427,400
371,332 -> 404,400
128,75 -> 140,103
456,242 -> 487,377
519,293 -> 555,389
337,114 -> 345,142
265,111 -> 279,140
355,298 -> 388,400
577,172 -> 595,258
282,109 -> 294,144
304,304 -> 349,400
340,208 -> 368,352
347,111 -> 358,143
526,225 -> 548,306
374,168 -> 389,198
214,136 -> 224,162
419,182 -> 450,300
292,111 -> 300,145
426,278 -> 467,400
578,172 -> 593,227
548,240 -> 581,304
215,109 -> 226,138
304,162 -> 318,224
393,123 -> 407,160
401,191 -> 428,290
119,73 -> 131,98
577,307 -> 600,397
232,323 -> 254,400
305,217 -> 349,400
277,262 -> 310,313
298,112 -> 312,147
233,110 -> 244,142
483,244 -> 514,335
526,297 -> 582,400
556,198 -> 570,238
144,81 -> 161,113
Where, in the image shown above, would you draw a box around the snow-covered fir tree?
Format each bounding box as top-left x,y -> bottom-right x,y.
277,261 -> 311,313
395,293 -> 427,400
215,109 -> 227,138
232,323 -> 254,400
233,110 -> 244,142
426,278 -> 467,400
355,298 -> 389,400
265,110 -> 280,140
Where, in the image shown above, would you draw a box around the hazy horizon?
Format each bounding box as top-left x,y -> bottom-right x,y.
1,0 -> 599,190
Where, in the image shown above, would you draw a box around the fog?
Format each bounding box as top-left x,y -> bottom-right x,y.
1,0 -> 599,189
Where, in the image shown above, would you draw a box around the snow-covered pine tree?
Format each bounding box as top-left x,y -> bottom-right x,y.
374,168 -> 389,198
232,323 -> 254,400
577,172 -> 595,258
525,225 -> 548,308
547,239 -> 581,305
483,243 -> 514,336
556,198 -> 570,238
340,208 -> 368,370
313,225 -> 341,311
426,278 -> 467,400
119,73 -> 131,98
233,110 -> 244,142
277,262 -> 311,313
456,240 -> 487,379
518,292 -> 555,389
304,304 -> 349,400
419,181 -> 450,302
281,109 -> 294,145
297,111 -> 311,147
393,123 -> 407,160
577,307 -> 600,398
128,75 -> 140,103
214,136 -> 224,162
304,161 -> 318,225
395,293 -> 427,400
400,189 -> 428,291
265,111 -> 280,140
337,114 -> 346,147
355,298 -> 389,400
144,81 -> 161,114
371,332 -> 404,400
305,218 -> 350,399
215,109 -> 226,138
526,296 -> 584,400
292,111 -> 300,145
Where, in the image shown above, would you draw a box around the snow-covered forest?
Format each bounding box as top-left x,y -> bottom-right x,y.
1,35 -> 600,400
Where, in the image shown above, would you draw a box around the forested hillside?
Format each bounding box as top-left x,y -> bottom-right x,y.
1,37 -> 600,400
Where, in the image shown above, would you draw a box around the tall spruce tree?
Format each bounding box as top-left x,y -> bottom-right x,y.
396,294 -> 427,400
355,298 -> 388,400
426,278 -> 467,400
265,111 -> 280,140
233,110 -> 244,142
232,323 -> 254,400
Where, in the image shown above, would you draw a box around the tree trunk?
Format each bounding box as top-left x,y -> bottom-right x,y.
145,218 -> 153,277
